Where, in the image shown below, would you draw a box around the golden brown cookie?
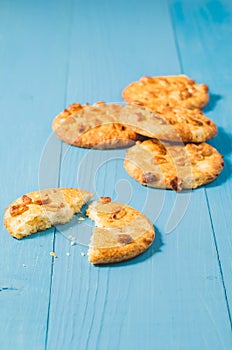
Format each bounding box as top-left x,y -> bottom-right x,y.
122,75 -> 209,109
52,102 -> 141,149
86,197 -> 155,264
118,104 -> 217,143
4,188 -> 93,239
124,139 -> 224,191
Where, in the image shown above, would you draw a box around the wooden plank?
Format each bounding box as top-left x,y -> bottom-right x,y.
0,0 -> 71,349
46,0 -> 232,349
169,0 -> 232,322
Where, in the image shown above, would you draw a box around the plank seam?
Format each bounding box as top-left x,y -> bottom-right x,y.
205,189 -> 232,331
44,0 -> 75,346
44,142 -> 63,350
44,229 -> 56,350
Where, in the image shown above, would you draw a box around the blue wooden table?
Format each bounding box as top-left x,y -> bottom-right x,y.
0,0 -> 232,349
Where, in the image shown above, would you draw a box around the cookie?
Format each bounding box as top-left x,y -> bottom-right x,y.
118,104 -> 217,143
122,75 -> 209,109
124,139 -> 224,191
4,188 -> 93,239
52,102 -> 141,149
86,197 -> 155,264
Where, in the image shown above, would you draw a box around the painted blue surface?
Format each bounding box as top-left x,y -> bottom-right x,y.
0,0 -> 231,349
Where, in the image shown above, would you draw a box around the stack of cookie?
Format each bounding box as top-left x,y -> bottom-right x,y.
53,74 -> 224,191
122,75 -> 224,191
3,74 -> 224,264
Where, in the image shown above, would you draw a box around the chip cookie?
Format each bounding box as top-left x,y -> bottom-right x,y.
122,75 -> 209,109
118,104 -> 217,143
86,197 -> 155,264
4,188 -> 93,239
52,102 -> 141,149
124,139 -> 224,191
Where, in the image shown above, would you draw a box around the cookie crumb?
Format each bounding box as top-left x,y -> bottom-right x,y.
70,241 -> 76,246
50,252 -> 57,258
66,252 -> 71,256
81,252 -> 85,257
22,264 -> 27,268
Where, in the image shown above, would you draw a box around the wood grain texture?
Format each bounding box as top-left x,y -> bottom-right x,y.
0,0 -> 71,348
0,0 -> 232,349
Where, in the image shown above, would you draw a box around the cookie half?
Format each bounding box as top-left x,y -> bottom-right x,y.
52,102 -> 141,149
124,139 -> 224,191
122,75 -> 209,109
4,188 -> 93,239
118,104 -> 217,143
86,197 -> 155,264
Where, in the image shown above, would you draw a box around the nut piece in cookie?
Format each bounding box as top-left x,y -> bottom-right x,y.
52,102 -> 142,149
4,188 -> 93,239
86,199 -> 155,264
124,139 -> 224,191
122,74 -> 209,109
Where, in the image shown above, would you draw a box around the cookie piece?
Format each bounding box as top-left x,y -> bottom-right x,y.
118,104 -> 217,143
4,188 -> 93,239
122,75 -> 209,109
86,197 -> 155,264
124,139 -> 224,191
52,102 -> 141,149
